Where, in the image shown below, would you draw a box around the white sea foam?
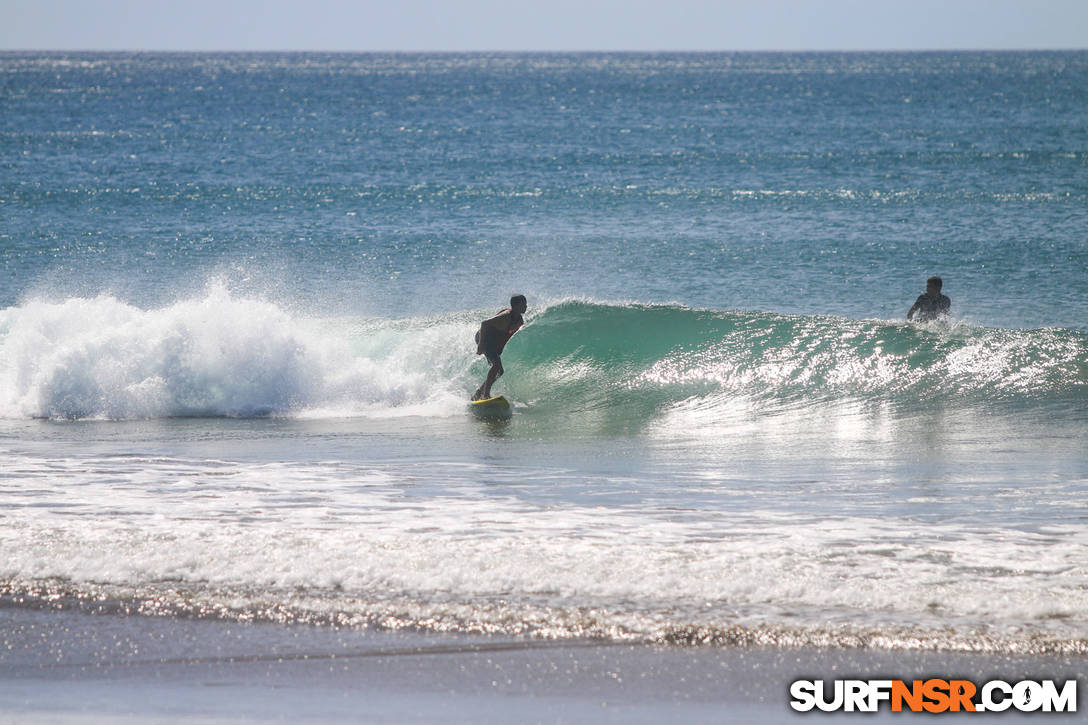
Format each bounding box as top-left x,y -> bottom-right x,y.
0,287 -> 473,420
3,451 -> 1087,646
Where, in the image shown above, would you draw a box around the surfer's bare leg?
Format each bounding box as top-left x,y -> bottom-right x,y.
474,359 -> 503,400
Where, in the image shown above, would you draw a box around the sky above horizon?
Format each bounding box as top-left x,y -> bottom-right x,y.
4,0 -> 1087,52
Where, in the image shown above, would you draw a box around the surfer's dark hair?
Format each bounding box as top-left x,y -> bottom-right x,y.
927,276 -> 943,290
511,294 -> 527,307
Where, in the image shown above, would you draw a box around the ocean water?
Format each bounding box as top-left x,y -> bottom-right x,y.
1,51 -> 1087,655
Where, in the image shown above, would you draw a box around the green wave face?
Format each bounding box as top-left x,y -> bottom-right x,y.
502,301 -> 1088,424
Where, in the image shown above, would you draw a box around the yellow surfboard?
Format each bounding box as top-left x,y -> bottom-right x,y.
469,395 -> 512,419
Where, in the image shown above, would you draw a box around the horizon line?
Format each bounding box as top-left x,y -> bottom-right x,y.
3,46 -> 1086,54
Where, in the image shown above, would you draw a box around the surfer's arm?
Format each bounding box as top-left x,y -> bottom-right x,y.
906,295 -> 923,320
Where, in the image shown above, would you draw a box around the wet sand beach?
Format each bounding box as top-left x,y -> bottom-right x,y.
2,607 -> 1084,723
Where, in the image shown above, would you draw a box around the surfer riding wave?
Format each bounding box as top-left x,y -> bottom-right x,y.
473,294 -> 527,401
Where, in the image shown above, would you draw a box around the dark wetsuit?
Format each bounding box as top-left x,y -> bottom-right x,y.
910,293 -> 951,321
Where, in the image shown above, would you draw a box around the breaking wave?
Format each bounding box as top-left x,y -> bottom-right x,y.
1,292 -> 1084,421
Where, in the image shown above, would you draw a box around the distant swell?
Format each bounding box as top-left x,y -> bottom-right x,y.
1,293 -> 1085,421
